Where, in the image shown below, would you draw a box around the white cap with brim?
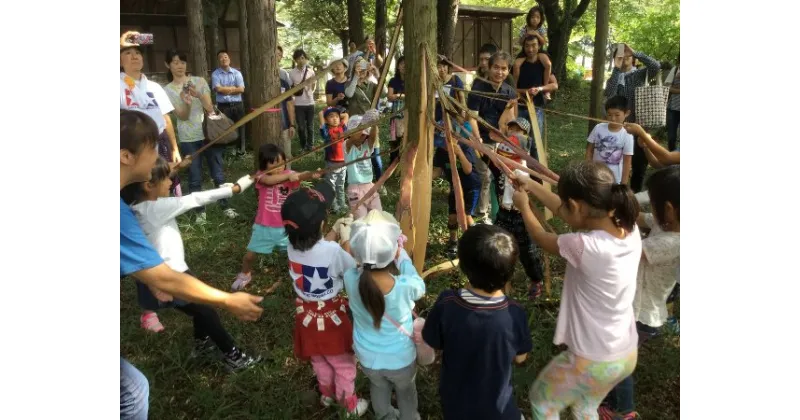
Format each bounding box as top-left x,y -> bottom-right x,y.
349,210 -> 401,269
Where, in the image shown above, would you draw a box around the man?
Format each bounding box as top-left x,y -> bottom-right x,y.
277,45 -> 292,87
289,49 -> 317,152
512,35 -> 559,157
474,43 -> 515,88
604,43 -> 661,192
211,50 -> 246,155
278,47 -> 296,169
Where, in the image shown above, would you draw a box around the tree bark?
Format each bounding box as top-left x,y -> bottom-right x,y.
339,30 -> 350,57
375,0 -> 387,59
400,0 -> 436,272
247,0 -> 282,170
588,0 -> 610,134
238,0 -> 251,109
208,21 -> 221,71
437,0 -> 459,58
347,0 -> 365,46
186,0 -> 208,79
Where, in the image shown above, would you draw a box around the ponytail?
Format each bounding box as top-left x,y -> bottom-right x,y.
610,184 -> 640,232
357,264 -> 385,329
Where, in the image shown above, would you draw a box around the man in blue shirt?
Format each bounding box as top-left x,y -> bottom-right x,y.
211,50 -> 246,154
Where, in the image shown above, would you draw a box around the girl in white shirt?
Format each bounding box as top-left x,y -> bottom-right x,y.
511,161 -> 642,419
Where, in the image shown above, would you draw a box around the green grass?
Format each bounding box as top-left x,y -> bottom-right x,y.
121,80 -> 679,419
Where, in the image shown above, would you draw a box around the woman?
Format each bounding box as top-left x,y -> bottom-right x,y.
387,56 -> 407,164
163,49 -> 238,223
667,55 -> 680,151
345,57 -> 385,193
119,31 -> 182,193
435,57 -> 465,122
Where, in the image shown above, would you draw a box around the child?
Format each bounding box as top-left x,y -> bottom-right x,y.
345,110 -> 382,219
422,224 -> 532,420
490,117 -> 544,299
231,144 -> 320,290
120,157 -> 261,371
599,165 -> 680,420
517,6 -> 552,100
586,96 -> 634,184
433,116 -> 479,258
320,107 -> 349,213
510,161 -> 641,419
343,209 -> 425,420
281,180 -> 369,417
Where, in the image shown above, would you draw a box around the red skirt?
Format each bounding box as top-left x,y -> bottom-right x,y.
293,296 -> 354,360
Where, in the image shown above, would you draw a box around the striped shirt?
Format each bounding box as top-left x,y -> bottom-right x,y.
603,51 -> 661,122
459,288 -> 506,305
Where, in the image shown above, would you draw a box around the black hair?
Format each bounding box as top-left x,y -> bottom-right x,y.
396,55 -> 405,66
645,166 -> 680,227
293,49 -> 307,60
557,161 -> 639,232
605,95 -> 629,112
437,56 -> 450,67
478,43 -> 498,56
489,51 -> 512,68
285,221 -> 324,252
120,110 -> 159,153
526,6 -> 545,29
120,156 -> 171,205
258,143 -> 286,171
277,45 -> 283,53
523,35 -> 540,47
217,49 -> 229,58
458,224 -> 519,292
164,49 -> 189,83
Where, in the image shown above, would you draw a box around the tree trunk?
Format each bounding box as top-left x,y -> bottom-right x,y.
588,0 -> 610,134
375,0 -> 387,59
208,21 -> 221,71
437,0 -> 459,58
546,25 -> 571,82
340,30 -> 350,57
539,0 -> 591,82
238,0 -> 251,109
400,0 -> 436,272
247,0 -> 282,170
347,0 -> 365,47
186,0 -> 208,79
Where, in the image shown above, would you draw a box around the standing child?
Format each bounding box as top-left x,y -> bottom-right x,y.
231,144 -> 320,290
586,96 -> 634,185
320,107 -> 349,213
343,210 -> 425,420
120,157 -> 261,371
510,161 -> 641,419
422,224 -> 532,420
599,165 -> 680,420
281,181 -> 369,417
345,110 -> 383,218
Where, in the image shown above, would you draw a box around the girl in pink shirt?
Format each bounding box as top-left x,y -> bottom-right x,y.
232,144 -> 320,291
511,161 -> 642,419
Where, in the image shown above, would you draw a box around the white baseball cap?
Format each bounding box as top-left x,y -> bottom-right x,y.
349,210 -> 401,269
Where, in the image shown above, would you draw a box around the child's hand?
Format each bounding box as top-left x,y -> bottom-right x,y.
623,122 -> 645,137
332,215 -> 354,242
235,174 -> 254,192
289,173 -> 300,183
312,170 -> 322,180
512,189 -> 531,210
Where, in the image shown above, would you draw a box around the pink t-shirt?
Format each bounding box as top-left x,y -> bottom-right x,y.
554,227 -> 642,362
254,170 -> 300,227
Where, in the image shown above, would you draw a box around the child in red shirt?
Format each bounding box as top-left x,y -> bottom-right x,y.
320,107 -> 348,213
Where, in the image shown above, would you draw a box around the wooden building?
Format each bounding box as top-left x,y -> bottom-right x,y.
450,5 -> 525,70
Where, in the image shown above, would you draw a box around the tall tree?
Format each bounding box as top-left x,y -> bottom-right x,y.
436,0 -> 459,58
238,0 -> 251,108
348,0 -> 365,46
588,0 -> 609,134
204,0 -> 224,70
538,0 -> 591,82
247,0 -> 282,169
186,0 -> 208,78
375,0 -> 387,58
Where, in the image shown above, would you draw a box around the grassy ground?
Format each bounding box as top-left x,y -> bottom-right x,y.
121,80 -> 679,419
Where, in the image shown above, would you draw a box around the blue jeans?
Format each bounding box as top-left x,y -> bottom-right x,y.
371,147 -> 384,181
120,358 -> 149,420
603,322 -> 660,413
178,140 -> 228,210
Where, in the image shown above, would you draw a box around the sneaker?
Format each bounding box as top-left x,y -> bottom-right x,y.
528,282 -> 543,300
544,92 -> 552,101
446,240 -> 458,260
223,208 -> 239,219
665,317 -> 680,334
190,336 -> 218,359
346,398 -> 370,418
231,272 -> 252,291
379,186 -> 388,196
223,348 -> 262,372
195,212 -> 207,225
140,312 -> 164,333
320,395 -> 335,407
476,214 -> 493,225
598,406 -> 641,420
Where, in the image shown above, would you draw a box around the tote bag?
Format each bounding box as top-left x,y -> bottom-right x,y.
635,71 -> 670,128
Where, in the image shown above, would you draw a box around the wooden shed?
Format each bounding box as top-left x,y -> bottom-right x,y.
450,5 -> 525,70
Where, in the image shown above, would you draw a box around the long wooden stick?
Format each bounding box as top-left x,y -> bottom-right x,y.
442,113 -> 468,231
371,4 -> 404,108
439,56 -> 495,88
525,92 -> 552,220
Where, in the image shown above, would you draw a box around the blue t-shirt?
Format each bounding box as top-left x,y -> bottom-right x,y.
433,141 -> 480,191
435,75 -> 464,122
120,197 -> 162,277
325,78 -> 349,111
422,289 -> 532,420
343,249 -> 426,370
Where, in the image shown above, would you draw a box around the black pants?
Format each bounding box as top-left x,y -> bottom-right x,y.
217,102 -> 246,152
667,109 -> 680,151
630,134 -> 649,193
495,209 -> 544,285
295,105 -> 315,150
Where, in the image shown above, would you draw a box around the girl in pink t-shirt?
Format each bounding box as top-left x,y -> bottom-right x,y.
232,144 -> 320,291
510,161 -> 642,419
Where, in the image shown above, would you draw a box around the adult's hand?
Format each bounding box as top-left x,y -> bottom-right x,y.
223,292 -> 264,321
120,31 -> 140,48
288,126 -> 296,138
172,148 -> 182,163
624,44 -> 635,56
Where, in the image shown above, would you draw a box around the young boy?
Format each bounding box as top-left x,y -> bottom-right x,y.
422,224 -> 532,420
586,95 -> 635,184
319,107 -> 348,213
345,110 -> 382,219
281,180 -> 369,417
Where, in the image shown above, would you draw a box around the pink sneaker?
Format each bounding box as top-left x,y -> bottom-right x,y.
231,272 -> 252,291
140,312 -> 164,333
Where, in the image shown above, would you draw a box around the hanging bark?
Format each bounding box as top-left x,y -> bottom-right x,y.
538,0 -> 591,82
186,0 -> 208,79
238,0 -> 251,109
347,0 -> 365,47
247,0 -> 282,170
588,0 -> 610,134
375,0 -> 387,59
437,0 -> 459,58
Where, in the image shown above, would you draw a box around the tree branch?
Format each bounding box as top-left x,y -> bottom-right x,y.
571,0 -> 592,22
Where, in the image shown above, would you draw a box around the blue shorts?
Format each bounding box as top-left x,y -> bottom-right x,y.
247,224 -> 288,254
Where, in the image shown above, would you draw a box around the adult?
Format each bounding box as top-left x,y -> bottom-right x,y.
512,35 -> 559,156
363,36 -> 384,73
475,43 -> 515,88
345,57 -> 385,193
604,43 -> 661,192
211,50 -> 246,155
119,31 -> 181,192
348,40 -> 359,55
163,49 -> 238,222
387,56 -> 406,164
119,110 -> 263,419
325,58 -> 350,114
667,55 -> 680,151
289,49 -> 317,152
277,45 -> 292,87
277,49 -> 297,169
435,57 -> 465,122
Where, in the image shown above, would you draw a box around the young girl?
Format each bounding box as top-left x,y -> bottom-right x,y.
599,165 -> 680,420
510,161 -> 642,419
343,210 -> 425,420
345,111 -> 383,219
231,144 -> 320,290
120,157 -> 261,371
517,6 -> 552,101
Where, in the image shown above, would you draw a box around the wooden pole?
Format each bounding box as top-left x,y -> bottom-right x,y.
525,92 -> 552,220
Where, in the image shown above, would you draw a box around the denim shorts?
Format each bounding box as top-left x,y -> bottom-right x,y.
247,224 -> 288,254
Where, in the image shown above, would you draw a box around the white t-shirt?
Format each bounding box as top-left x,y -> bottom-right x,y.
131,187 -> 233,272
288,240 -> 356,302
587,123 -> 634,183
289,65 -> 316,107
633,213 -> 680,328
555,227 -> 642,362
120,74 -> 175,134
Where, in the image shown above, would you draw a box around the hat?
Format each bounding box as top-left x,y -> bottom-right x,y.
323,107 -> 341,119
337,58 -> 349,69
508,117 -> 531,135
281,179 -> 335,233
349,210 -> 402,269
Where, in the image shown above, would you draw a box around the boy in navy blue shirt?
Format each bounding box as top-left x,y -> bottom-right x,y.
422,224 -> 532,420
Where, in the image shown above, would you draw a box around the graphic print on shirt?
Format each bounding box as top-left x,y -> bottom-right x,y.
265,184 -> 290,215
595,134 -> 624,166
354,146 -> 372,177
124,90 -> 159,110
290,260 -> 335,299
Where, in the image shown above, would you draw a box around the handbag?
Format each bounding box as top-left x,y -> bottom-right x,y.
202,106 -> 239,145
293,67 -> 309,97
383,312 -> 435,366
635,70 -> 670,128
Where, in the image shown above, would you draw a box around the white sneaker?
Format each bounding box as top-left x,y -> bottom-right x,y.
379,186 -> 388,196
320,395 -> 335,407
231,272 -> 252,291
223,208 -> 239,219
346,398 -> 370,418
195,212 -> 207,225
